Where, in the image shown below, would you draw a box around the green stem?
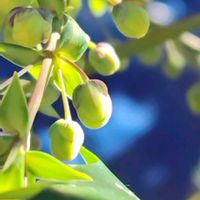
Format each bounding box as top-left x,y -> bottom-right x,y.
88,41 -> 97,50
58,69 -> 72,121
116,13 -> 200,58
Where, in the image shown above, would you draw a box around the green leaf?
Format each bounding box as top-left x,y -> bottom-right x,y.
88,0 -> 107,17
39,80 -> 60,118
25,151 -> 92,182
57,15 -> 90,62
0,73 -> 29,138
0,148 -> 139,200
0,42 -> 43,67
0,146 -> 24,193
80,146 -> 100,164
28,63 -> 42,79
66,0 -> 82,18
53,56 -> 84,98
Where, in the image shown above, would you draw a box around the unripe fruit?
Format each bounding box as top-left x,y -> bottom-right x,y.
49,119 -> 84,161
0,0 -> 32,29
3,7 -> 52,48
112,2 -> 150,38
72,80 -> 112,129
89,42 -> 120,76
187,82 -> 200,115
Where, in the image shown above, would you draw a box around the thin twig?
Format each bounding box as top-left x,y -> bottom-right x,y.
0,65 -> 33,91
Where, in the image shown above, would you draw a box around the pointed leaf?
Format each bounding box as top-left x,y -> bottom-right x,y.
25,151 -> 92,182
0,43 -> 43,67
53,56 -> 84,98
0,73 -> 29,138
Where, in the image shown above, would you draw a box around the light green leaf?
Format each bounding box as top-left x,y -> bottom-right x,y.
57,15 -> 90,62
0,146 -> 24,193
0,43 -> 43,67
80,146 -> 100,164
39,105 -> 60,118
0,73 -> 29,138
0,148 -> 139,200
28,63 -> 42,79
25,151 -> 92,182
88,0 -> 107,17
53,56 -> 84,98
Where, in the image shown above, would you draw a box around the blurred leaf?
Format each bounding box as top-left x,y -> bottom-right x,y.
25,151 -> 92,182
57,15 -> 90,62
0,146 -> 24,193
0,148 -> 139,200
187,82 -> 200,115
0,43 -> 43,67
53,56 -> 84,99
0,73 -> 29,138
163,40 -> 185,79
66,0 -> 82,18
88,0 -> 107,17
39,105 -> 60,118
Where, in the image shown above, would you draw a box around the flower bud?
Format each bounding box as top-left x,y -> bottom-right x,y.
49,119 -> 84,161
112,2 -> 150,38
3,7 -> 52,48
89,42 -> 120,76
72,80 -> 112,129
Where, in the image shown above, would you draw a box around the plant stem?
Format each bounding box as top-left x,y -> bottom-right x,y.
26,32 -> 60,150
58,69 -> 72,121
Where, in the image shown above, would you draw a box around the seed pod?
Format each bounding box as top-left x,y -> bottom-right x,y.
89,42 -> 120,76
3,7 -> 52,48
0,0 -> 32,29
112,2 -> 150,38
72,80 -> 112,129
37,0 -> 66,18
49,119 -> 84,161
187,82 -> 200,115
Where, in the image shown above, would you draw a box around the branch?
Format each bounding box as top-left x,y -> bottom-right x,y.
116,13 -> 200,57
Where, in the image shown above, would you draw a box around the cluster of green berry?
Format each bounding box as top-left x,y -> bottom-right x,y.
0,0 -> 150,171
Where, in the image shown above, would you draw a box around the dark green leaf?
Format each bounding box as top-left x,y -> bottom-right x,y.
57,15 -> 90,62
0,43 -> 43,67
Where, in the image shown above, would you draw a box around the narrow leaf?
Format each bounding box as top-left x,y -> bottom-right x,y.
0,73 -> 29,138
0,42 -> 43,67
25,151 -> 92,182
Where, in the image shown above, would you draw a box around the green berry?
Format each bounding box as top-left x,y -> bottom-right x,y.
49,119 -> 84,161
112,2 -> 150,38
72,80 -> 112,129
89,42 -> 120,76
3,7 -> 52,48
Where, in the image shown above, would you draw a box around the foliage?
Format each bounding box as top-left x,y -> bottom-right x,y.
0,0 -> 200,199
